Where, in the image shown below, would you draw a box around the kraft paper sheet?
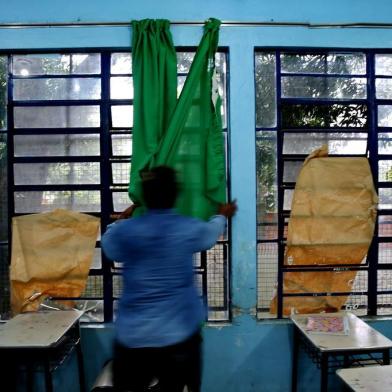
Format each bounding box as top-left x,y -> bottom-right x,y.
270,146 -> 378,315
10,209 -> 100,314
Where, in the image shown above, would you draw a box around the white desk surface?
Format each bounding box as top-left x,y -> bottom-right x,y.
337,365 -> 392,391
0,310 -> 82,348
290,312 -> 392,352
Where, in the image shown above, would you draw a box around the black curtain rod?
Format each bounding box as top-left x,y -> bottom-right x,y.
1,21 -> 392,29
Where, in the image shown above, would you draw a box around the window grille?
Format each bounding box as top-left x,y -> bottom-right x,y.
256,49 -> 392,318
0,50 -> 229,322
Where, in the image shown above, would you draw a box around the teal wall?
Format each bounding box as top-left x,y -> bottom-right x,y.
2,0 -> 392,391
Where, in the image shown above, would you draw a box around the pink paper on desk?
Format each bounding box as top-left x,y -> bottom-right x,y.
305,315 -> 349,335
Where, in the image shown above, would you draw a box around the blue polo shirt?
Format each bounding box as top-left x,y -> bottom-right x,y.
101,209 -> 226,348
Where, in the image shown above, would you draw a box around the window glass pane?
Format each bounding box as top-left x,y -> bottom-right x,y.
214,53 -> 227,129
379,218 -> 392,238
14,162 -> 100,185
283,161 -> 303,182
14,190 -> 101,213
206,243 -> 228,309
113,275 -> 123,298
378,270 -> 392,291
378,295 -> 392,315
282,76 -> 366,99
281,53 -> 366,74
0,56 -> 7,130
344,296 -> 368,316
71,54 -> 101,74
378,215 -> 392,240
81,275 -> 103,297
111,134 -> 132,156
255,53 -> 276,128
208,309 -> 229,321
177,76 -> 186,97
177,53 -> 227,129
378,105 -> 392,127
0,134 -> 7,242
194,272 -> 202,297
282,104 -> 367,128
13,54 -> 70,75
193,253 -> 201,268
257,243 -> 278,319
256,131 -> 278,240
376,54 -> 392,76
379,243 -> 392,263
112,162 -> 130,184
283,217 -> 289,240
14,78 -> 101,100
12,54 -> 100,75
14,134 -> 100,157
110,77 -> 133,99
91,248 -> 102,270
113,192 -> 131,212
14,106 -> 100,128
376,78 -> 392,99
111,105 -> 133,128
379,133 -> 392,154
283,132 -> 368,155
111,53 -> 132,74
258,222 -> 278,242
177,52 -> 195,73
379,161 -> 392,182
379,188 -> 392,210
283,189 -> 294,210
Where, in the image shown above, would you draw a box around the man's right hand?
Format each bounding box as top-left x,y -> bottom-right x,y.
218,201 -> 237,218
110,204 -> 139,221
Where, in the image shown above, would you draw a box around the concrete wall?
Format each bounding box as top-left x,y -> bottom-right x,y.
2,1 -> 392,390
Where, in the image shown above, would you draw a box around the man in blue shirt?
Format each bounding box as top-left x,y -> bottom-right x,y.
102,166 -> 236,392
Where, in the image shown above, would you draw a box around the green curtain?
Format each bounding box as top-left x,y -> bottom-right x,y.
128,19 -> 177,208
129,18 -> 227,220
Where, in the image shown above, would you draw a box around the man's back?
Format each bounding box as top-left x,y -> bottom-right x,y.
102,209 -> 225,348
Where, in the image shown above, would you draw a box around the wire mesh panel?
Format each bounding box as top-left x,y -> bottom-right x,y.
257,243 -> 278,319
205,243 -> 229,320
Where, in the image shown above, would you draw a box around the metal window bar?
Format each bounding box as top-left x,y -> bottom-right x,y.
276,49 -> 285,318
2,20 -> 392,29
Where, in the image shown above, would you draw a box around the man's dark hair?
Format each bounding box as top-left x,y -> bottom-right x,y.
141,166 -> 178,209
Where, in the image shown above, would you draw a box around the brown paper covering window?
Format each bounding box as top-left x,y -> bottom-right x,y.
270,146 -> 377,315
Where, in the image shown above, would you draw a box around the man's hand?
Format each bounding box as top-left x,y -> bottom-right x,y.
218,201 -> 237,218
110,204 -> 139,221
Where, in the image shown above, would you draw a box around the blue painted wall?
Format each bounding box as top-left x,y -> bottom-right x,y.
2,1 -> 392,391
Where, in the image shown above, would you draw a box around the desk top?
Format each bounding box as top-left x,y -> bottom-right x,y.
337,365 -> 392,391
291,312 -> 392,352
0,310 -> 82,348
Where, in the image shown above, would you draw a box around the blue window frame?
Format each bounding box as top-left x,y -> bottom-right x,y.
256,49 -> 392,319
0,49 -> 230,322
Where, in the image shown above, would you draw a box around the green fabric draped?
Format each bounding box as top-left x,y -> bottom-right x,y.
129,18 -> 226,220
128,19 -> 177,209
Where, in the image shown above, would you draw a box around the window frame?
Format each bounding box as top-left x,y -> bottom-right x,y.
1,47 -> 231,322
255,47 -> 392,319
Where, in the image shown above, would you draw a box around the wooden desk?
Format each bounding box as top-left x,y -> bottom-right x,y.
0,310 -> 85,392
337,365 -> 392,391
291,312 -> 392,392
